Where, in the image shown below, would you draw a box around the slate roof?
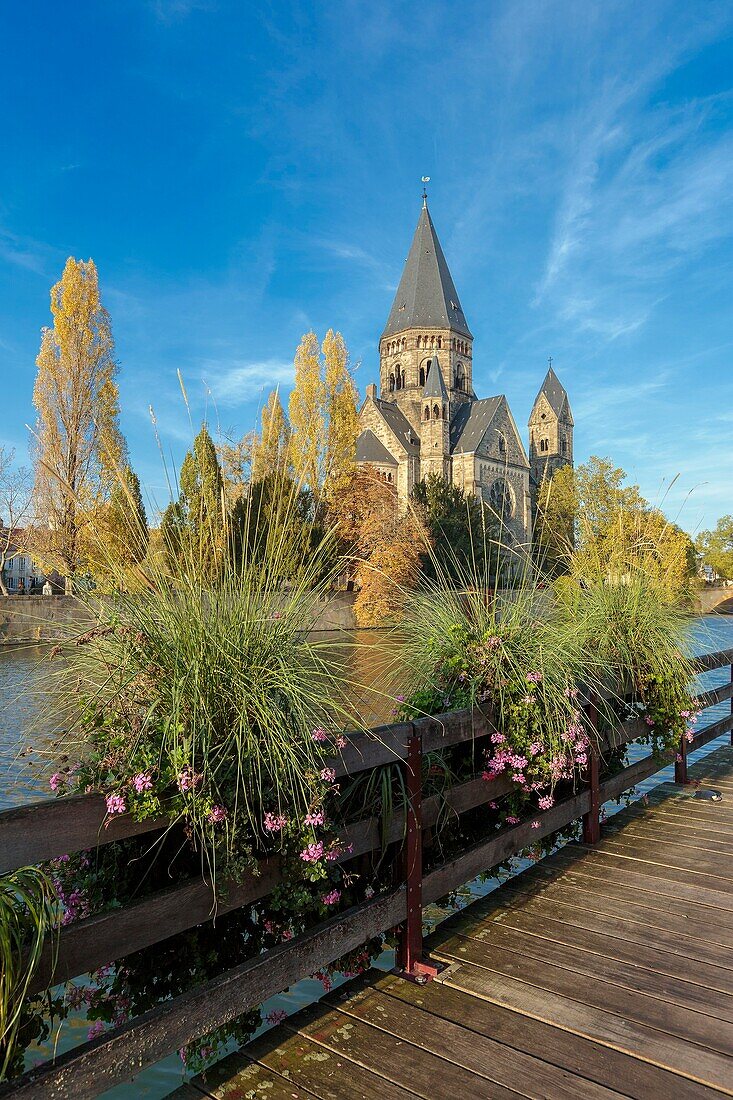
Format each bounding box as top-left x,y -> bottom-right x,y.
382,203 -> 472,340
355,429 -> 398,465
450,396 -> 502,454
533,367 -> 572,421
423,356 -> 448,400
374,399 -> 420,455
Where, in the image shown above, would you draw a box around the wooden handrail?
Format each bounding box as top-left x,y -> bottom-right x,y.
1,644 -> 732,1097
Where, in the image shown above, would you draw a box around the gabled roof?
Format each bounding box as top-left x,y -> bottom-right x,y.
382,202 -> 472,340
450,397 -> 502,454
355,429 -> 398,466
532,366 -> 572,422
422,356 -> 448,401
373,399 -> 420,455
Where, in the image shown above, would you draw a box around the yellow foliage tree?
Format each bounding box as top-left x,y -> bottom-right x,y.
32,258 -> 126,591
288,330 -> 359,506
253,388 -> 291,482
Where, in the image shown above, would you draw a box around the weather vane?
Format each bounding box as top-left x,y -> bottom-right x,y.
421,176 -> 430,204
548,355 -> 553,369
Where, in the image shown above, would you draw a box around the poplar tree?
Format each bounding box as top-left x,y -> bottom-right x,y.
323,329 -> 359,498
288,332 -> 324,496
32,258 -> 125,591
161,424 -> 225,578
253,388 -> 291,481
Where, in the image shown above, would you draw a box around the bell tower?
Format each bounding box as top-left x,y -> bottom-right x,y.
419,357 -> 450,480
379,197 -> 475,434
528,362 -> 574,489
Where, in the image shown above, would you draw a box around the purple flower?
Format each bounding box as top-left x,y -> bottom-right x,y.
266,1009 -> 287,1025
177,768 -> 202,792
526,671 -> 542,683
335,735 -> 347,749
538,795 -> 554,810
321,888 -> 341,906
531,820 -> 540,829
132,772 -> 153,793
264,811 -> 288,832
208,804 -> 227,825
311,726 -> 328,742
87,1020 -> 105,1041
506,815 -> 520,825
304,810 -> 325,827
105,793 -> 126,816
49,772 -> 64,792
320,767 -> 336,783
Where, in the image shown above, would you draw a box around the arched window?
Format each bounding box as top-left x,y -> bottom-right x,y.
540,437 -> 549,453
417,336 -> 422,349
498,434 -> 506,455
455,364 -> 464,392
432,403 -> 440,420
419,366 -> 425,386
424,406 -> 430,421
437,336 -> 442,349
402,338 -> 406,350
488,477 -> 514,519
389,373 -> 395,392
442,404 -> 447,419
561,437 -> 567,455
394,365 -> 402,389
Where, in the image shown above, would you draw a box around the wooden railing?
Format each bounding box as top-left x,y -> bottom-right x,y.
1,647 -> 732,1099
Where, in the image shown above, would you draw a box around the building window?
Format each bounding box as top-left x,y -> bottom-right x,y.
432,403 -> 440,420
488,477 -> 514,519
419,366 -> 425,386
424,406 -> 430,421
561,437 -> 567,455
540,437 -> 549,453
498,434 -> 506,455
389,373 -> 395,392
455,364 -> 464,391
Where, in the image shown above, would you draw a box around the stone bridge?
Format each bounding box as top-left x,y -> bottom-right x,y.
698,585 -> 733,614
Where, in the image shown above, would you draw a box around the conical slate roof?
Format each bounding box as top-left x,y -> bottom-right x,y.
382,203 -> 472,339
533,366 -> 572,421
422,356 -> 448,400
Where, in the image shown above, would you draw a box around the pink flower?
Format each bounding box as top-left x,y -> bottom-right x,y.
364,885 -> 375,898
335,735 -> 347,749
538,795 -> 554,810
272,611 -> 282,620
49,772 -> 64,792
87,1020 -> 105,1041
266,1009 -> 287,1025
645,716 -> 655,726
529,742 -> 542,756
522,694 -> 536,706
264,812 -> 288,832
208,804 -> 227,824
564,687 -> 578,699
105,793 -> 126,815
676,753 -> 683,763
490,732 -> 505,744
531,820 -> 540,829
177,768 -> 202,792
300,841 -> 324,863
526,671 -> 542,683
132,772 -> 153,793
486,636 -> 501,649
488,800 -> 498,809
511,773 -> 525,784
311,726 -> 328,742
506,815 -> 520,825
680,710 -> 691,719
685,730 -> 694,743
304,810 -> 325,827
321,889 -> 341,906
320,767 -> 336,783
482,770 -> 500,782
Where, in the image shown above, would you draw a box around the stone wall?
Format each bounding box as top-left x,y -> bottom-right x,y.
0,592 -> 358,644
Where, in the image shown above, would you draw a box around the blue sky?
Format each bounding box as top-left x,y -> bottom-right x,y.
0,1 -> 731,533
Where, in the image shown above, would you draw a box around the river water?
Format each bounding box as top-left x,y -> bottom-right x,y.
1,615 -> 732,1097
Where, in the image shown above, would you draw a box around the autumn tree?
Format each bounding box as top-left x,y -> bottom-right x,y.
288,330 -> 359,506
533,465 -> 577,576
161,424 -> 225,578
32,258 -> 125,592
252,388 -> 291,482
84,465 -> 149,589
218,431 -> 256,506
0,447 -> 34,596
696,515 -> 733,580
332,469 -> 426,626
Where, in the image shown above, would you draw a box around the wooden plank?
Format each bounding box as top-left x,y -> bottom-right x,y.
603,818 -> 733,857
562,845 -> 733,911
438,957 -> 733,1094
692,648 -> 733,672
694,681 -> 733,710
432,934 -> 733,1059
491,883 -> 733,967
593,835 -> 733,884
285,999 -> 524,1099
377,972 -> 721,1100
201,1032 -> 413,1100
455,910 -> 733,1000
324,982 -> 626,1099
0,794 -> 169,874
422,789 -> 590,906
0,890 -> 405,1100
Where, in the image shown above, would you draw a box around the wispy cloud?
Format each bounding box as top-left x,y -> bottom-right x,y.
204,358 -> 294,404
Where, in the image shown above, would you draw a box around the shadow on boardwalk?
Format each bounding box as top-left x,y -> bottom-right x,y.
177,744 -> 733,1099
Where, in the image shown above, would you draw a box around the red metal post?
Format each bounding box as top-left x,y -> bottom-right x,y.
674,725 -> 689,785
582,695 -> 601,844
394,728 -> 441,983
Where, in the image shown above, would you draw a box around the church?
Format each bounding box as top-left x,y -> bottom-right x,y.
355,198 -> 574,545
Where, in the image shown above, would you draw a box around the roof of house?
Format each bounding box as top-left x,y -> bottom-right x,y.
373,398 -> 421,455
355,429 -> 399,465
533,366 -> 572,421
382,202 -> 472,340
422,356 -> 449,401
450,396 -> 502,454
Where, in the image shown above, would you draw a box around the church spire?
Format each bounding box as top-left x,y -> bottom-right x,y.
382,203 -> 471,340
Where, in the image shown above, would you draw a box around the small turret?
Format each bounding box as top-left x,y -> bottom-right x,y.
419,357 -> 450,480
528,363 -> 574,490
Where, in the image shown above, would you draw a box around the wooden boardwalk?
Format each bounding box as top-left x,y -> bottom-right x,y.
178,743 -> 733,1100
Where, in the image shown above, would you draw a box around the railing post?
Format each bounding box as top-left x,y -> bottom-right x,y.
394,725 -> 441,983
730,662 -> 733,747
582,694 -> 601,844
675,723 -> 689,785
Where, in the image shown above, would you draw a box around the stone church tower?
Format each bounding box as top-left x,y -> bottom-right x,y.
528,365 -> 574,490
356,196 -> 574,548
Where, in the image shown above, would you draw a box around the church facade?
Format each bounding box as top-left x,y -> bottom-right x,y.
355,199 -> 574,545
